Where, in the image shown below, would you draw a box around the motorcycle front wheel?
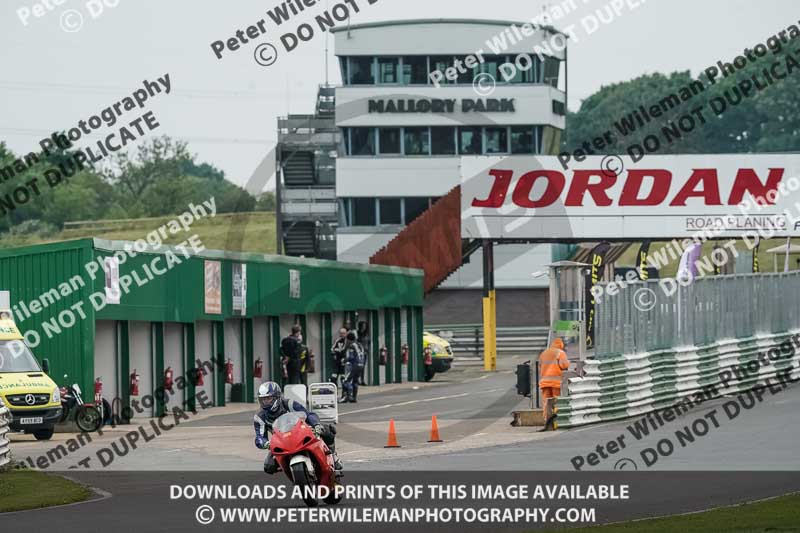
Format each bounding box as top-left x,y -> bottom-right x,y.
291,463 -> 319,507
76,405 -> 103,433
323,483 -> 342,505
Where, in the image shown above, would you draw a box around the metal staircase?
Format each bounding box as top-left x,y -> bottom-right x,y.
370,186 -> 480,294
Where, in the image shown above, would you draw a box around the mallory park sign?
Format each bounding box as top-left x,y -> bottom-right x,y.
368,98 -> 516,114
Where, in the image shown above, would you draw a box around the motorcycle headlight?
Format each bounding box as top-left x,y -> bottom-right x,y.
52,387 -> 61,403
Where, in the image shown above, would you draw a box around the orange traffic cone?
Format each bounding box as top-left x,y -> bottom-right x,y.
428,415 -> 443,443
384,419 -> 401,448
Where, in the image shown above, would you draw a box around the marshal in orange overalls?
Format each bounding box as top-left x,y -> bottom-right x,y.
538,338 -> 570,401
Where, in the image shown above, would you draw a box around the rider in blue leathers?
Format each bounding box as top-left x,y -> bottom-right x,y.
254,381 -> 341,473
340,331 -> 365,403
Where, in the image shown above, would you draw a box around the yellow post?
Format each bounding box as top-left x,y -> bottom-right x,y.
483,291 -> 497,371
482,296 -> 492,371
490,289 -> 497,370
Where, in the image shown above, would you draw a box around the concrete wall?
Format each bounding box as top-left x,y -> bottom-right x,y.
425,288 -> 550,327
129,321 -> 153,417
94,320 -> 118,402
163,323 -> 184,409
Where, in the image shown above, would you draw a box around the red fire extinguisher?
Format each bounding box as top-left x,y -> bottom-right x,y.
379,347 -> 388,366
424,347 -> 433,366
164,366 -> 174,393
401,344 -> 409,365
225,359 -> 234,385
195,360 -> 205,386
254,358 -> 263,379
94,377 -> 103,404
129,370 -> 140,397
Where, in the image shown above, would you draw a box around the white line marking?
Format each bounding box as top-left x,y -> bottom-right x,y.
340,388 -> 505,416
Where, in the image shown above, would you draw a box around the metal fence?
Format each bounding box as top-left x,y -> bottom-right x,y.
427,324 -> 550,360
0,398 -> 10,468
595,271 -> 800,357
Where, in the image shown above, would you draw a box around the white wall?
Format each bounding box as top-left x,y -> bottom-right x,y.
252,318 -> 269,399
223,319 -> 244,402
129,321 -> 153,418
305,314 -> 322,385
93,320 -> 118,403
336,86 -> 565,129
336,157 -> 460,198
163,323 -> 184,409
336,232 -> 394,264
333,21 -> 567,60
440,243 -> 553,288
337,231 -> 554,288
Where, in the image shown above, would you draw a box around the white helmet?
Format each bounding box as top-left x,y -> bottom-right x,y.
258,382 -> 282,413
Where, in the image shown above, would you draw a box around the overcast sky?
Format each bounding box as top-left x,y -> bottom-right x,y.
0,0 -> 794,189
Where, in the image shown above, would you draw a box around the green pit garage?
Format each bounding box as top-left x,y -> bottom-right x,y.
0,238 -> 424,420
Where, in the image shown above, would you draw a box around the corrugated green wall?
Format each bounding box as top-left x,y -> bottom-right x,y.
0,238 -> 424,396
0,240 -> 94,391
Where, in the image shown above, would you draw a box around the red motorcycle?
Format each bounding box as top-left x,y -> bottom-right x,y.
269,412 -> 342,507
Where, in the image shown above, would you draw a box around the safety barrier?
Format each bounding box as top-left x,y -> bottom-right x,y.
0,398 -> 10,468
595,271 -> 800,358
557,329 -> 800,428
428,324 -> 549,362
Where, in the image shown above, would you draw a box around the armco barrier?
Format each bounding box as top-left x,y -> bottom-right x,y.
556,330 -> 800,428
428,324 -> 549,358
0,398 -> 10,468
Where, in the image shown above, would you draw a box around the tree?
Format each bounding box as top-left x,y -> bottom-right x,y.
106,136 -> 192,198
563,44 -> 798,156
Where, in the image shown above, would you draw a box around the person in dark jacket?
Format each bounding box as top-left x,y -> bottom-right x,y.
280,325 -> 302,385
330,327 -> 348,399
356,321 -> 369,386
340,331 -> 366,403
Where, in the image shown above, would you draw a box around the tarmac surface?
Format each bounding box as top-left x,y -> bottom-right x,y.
3,354 -> 800,531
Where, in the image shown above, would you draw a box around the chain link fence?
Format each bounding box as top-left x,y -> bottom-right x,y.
595,271 -> 800,357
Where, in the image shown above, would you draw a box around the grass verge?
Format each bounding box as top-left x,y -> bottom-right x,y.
0,469 -> 92,513
0,211 -> 277,254
548,492 -> 800,532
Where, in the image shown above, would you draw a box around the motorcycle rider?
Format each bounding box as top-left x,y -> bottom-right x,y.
340,331 -> 365,403
254,381 -> 342,473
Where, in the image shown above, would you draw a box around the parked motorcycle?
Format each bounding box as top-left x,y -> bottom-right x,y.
268,412 -> 342,507
58,375 -> 103,433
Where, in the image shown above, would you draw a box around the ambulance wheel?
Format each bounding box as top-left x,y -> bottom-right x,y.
33,428 -> 54,441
